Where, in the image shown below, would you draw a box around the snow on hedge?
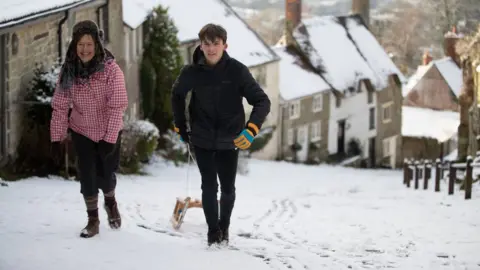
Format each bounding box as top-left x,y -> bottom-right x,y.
124,120 -> 159,140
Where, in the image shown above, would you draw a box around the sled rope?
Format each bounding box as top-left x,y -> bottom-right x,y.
185,144 -> 197,197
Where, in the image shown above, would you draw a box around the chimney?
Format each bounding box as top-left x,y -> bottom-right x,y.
444,26 -> 460,67
351,0 -> 370,28
285,0 -> 301,31
422,50 -> 432,65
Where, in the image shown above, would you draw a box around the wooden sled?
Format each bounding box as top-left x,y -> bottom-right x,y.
170,196 -> 203,230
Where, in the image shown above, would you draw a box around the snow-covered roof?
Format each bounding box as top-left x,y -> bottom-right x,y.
144,0 -> 278,67
122,0 -> 150,29
0,0 -> 93,29
403,57 -> 462,97
272,45 -> 330,101
402,106 -> 459,142
292,15 -> 406,92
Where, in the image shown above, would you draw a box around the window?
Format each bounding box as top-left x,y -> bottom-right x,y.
310,121 -> 321,142
382,102 -> 393,123
288,101 -> 300,119
312,94 -> 322,112
369,107 -> 375,130
335,96 -> 341,108
287,128 -> 294,145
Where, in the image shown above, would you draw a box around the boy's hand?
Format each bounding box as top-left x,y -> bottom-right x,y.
174,126 -> 190,143
234,122 -> 259,150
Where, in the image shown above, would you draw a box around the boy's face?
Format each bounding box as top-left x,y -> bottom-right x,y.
200,37 -> 228,66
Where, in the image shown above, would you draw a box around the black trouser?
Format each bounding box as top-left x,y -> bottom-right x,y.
194,146 -> 239,232
71,130 -> 121,197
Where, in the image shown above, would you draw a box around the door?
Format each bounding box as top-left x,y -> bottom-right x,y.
368,137 -> 376,167
0,34 -> 6,161
337,120 -> 346,154
296,125 -> 308,162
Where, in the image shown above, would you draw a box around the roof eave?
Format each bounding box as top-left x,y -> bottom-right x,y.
0,0 -> 99,31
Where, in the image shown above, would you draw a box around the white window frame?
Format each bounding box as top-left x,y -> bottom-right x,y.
310,120 -> 321,142
287,128 -> 294,145
312,94 -> 323,112
288,100 -> 300,120
382,102 -> 393,123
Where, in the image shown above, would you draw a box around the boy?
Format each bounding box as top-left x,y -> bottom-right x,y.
171,23 -> 271,246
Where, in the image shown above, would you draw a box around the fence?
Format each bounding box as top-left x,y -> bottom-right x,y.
403,156 -> 477,200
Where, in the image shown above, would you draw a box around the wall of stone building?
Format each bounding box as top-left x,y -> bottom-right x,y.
5,14 -> 66,157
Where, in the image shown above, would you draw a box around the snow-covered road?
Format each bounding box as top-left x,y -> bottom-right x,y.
1,157 -> 479,270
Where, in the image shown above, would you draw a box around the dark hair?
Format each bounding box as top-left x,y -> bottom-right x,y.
198,23 -> 227,44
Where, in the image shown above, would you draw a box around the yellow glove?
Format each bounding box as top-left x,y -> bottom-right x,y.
234,122 -> 259,150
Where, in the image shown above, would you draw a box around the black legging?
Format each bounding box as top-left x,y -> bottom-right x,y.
70,130 -> 121,197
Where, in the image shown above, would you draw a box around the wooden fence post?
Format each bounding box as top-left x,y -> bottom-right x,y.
465,156 -> 473,200
403,159 -> 409,185
448,161 -> 456,195
423,160 -> 430,190
434,159 -> 441,192
406,159 -> 412,188
414,160 -> 420,189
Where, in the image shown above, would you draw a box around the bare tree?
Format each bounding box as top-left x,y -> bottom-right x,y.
244,8 -> 285,45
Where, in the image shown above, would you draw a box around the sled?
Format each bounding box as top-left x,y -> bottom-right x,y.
170,196 -> 203,230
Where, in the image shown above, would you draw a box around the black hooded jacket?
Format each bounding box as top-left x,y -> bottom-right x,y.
171,45 -> 271,150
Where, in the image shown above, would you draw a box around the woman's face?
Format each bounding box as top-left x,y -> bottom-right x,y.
76,34 -> 95,63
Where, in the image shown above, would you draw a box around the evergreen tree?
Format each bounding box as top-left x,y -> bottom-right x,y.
140,5 -> 184,135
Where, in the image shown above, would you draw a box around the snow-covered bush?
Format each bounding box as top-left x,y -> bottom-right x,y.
159,129 -> 189,166
13,62 -> 70,177
119,119 -> 160,174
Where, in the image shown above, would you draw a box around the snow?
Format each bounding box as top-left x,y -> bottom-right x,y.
293,15 -> 404,92
122,0 -> 150,29
272,45 -> 330,101
402,106 -> 459,142
404,57 -> 462,97
0,0 -> 91,27
131,0 -> 278,67
434,58 -> 463,97
124,119 -> 159,140
1,157 -> 480,269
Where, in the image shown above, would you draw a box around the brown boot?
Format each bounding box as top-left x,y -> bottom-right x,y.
104,196 -> 121,229
80,209 -> 99,238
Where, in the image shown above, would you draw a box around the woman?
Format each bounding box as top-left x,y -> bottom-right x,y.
50,20 -> 128,238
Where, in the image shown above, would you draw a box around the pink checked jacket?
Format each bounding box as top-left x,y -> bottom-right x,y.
50,59 -> 128,144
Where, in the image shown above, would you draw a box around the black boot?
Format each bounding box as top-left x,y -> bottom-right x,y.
207,228 -> 223,246
219,222 -> 229,244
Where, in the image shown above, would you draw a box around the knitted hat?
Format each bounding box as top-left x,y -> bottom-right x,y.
59,20 -> 113,90
69,20 -> 106,61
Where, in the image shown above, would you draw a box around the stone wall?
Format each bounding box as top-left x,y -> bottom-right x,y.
6,14 -> 66,157
375,75 -> 403,168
